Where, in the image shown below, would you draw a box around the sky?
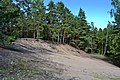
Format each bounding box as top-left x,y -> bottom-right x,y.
44,0 -> 114,29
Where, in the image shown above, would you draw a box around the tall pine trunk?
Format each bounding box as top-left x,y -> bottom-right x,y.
91,37 -> 93,54
33,25 -> 36,39
104,28 -> 108,55
36,26 -> 40,39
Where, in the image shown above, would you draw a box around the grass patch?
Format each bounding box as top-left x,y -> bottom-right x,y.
0,59 -> 40,80
112,78 -> 120,80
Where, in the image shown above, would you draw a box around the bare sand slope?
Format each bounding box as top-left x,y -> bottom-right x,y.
47,53 -> 120,80
1,38 -> 120,80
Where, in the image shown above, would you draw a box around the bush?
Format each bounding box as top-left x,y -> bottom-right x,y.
0,36 -> 16,46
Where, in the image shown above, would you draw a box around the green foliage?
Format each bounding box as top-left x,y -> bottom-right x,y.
1,0 -> 90,48
110,35 -> 120,55
0,0 -> 20,46
112,78 -> 120,80
108,0 -> 120,66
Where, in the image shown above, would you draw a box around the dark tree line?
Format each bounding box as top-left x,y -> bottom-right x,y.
0,0 -> 120,64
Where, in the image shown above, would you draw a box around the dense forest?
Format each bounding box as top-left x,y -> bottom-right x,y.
0,0 -> 120,65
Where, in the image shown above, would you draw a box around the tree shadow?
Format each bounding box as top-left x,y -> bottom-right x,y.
90,54 -> 120,68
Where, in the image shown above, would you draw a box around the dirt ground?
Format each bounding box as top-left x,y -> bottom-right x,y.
0,38 -> 120,80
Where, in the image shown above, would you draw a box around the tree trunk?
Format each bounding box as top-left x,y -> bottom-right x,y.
91,37 -> 93,54
36,26 -> 40,39
104,36 -> 108,55
33,25 -> 36,39
62,31 -> 65,44
57,32 -> 60,43
104,28 -> 108,56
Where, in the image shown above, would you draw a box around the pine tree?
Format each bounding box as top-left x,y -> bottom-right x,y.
110,0 -> 120,56
0,0 -> 20,46
46,0 -> 57,41
56,1 -> 65,43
